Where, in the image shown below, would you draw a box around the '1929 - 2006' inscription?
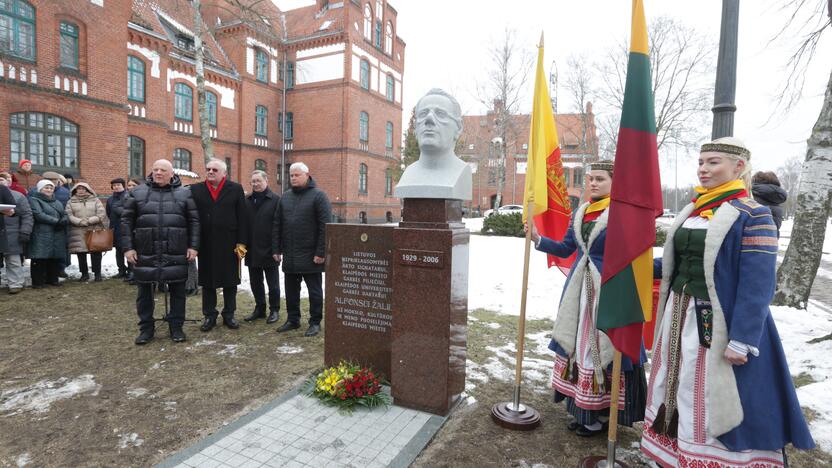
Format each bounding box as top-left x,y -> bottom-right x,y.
333,251 -> 392,333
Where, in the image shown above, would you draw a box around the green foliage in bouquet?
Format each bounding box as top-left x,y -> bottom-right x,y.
304,361 -> 391,413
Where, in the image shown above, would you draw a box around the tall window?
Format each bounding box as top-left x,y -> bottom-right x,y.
363,4 -> 372,40
128,136 -> 145,178
572,166 -> 584,187
255,105 -> 268,137
255,159 -> 267,171
358,163 -> 368,194
286,61 -> 295,89
385,22 -> 393,55
255,49 -> 268,82
174,83 -> 193,121
206,91 -> 217,127
59,22 -> 79,70
359,59 -> 369,90
173,148 -> 191,171
127,55 -> 145,102
284,112 -> 294,140
10,113 -> 78,170
359,111 -> 369,143
374,20 -> 382,48
385,121 -> 393,149
385,74 -> 394,101
385,168 -> 393,195
0,0 -> 35,61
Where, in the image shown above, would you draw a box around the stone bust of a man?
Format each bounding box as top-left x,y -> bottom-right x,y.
394,88 -> 472,200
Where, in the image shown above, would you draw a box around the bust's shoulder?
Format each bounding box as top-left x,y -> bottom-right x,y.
729,197 -> 769,216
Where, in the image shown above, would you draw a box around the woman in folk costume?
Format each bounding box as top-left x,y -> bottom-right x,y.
527,161 -> 647,437
641,137 -> 814,467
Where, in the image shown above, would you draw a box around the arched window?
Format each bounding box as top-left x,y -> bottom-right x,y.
385,168 -> 393,196
359,211 -> 367,224
0,0 -> 35,60
385,74 -> 394,101
173,148 -> 191,171
384,21 -> 393,55
375,0 -> 383,19
374,20 -> 382,48
127,56 -> 145,102
385,211 -> 393,223
359,59 -> 369,90
128,136 -> 145,178
9,112 -> 78,171
363,4 -> 372,40
385,121 -> 393,149
359,111 -> 369,143
255,49 -> 268,82
59,21 -> 79,69
359,163 -> 368,194
174,83 -> 193,121
255,159 -> 267,171
255,105 -> 268,136
206,91 -> 218,127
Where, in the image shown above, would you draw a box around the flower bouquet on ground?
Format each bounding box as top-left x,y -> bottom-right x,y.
305,361 -> 391,412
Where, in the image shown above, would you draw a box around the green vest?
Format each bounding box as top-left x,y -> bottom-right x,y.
581,220 -> 596,244
671,226 -> 709,300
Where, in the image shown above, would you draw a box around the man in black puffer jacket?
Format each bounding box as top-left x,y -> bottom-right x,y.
122,159 -> 200,345
752,171 -> 787,237
272,162 -> 332,337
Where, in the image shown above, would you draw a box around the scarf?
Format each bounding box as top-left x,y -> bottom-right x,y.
206,177 -> 226,201
583,195 -> 610,223
690,179 -> 747,220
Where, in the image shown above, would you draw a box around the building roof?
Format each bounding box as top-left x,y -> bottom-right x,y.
284,3 -> 343,40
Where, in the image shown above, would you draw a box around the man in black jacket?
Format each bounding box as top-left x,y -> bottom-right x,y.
243,170 -> 281,324
190,158 -> 249,332
122,159 -> 200,345
272,162 -> 332,336
106,178 -> 129,278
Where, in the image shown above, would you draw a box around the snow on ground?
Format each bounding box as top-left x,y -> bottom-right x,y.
15,453 -> 31,467
0,375 -> 100,416
275,345 -> 304,354
117,432 -> 144,449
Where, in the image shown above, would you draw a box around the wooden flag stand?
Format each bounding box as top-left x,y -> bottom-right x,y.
491,201 -> 541,430
578,350 -> 630,468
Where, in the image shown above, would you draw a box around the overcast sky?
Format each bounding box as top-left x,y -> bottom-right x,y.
274,0 -> 831,186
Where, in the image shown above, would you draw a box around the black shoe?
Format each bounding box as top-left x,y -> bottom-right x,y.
244,307 -> 266,322
48,281 -> 61,287
135,329 -> 154,345
200,316 -> 217,332
58,271 -> 68,278
266,310 -> 280,324
123,273 -> 134,283
223,316 -> 240,329
276,321 -> 300,333
575,424 -> 605,437
304,324 -> 321,337
94,274 -> 102,282
170,327 -> 187,343
566,421 -> 580,431
79,273 -> 90,282
116,271 -> 127,279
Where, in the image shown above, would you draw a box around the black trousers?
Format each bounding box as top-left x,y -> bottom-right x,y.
285,272 -> 323,325
115,247 -> 131,274
77,252 -> 102,275
202,286 -> 237,317
137,282 -> 185,332
31,259 -> 60,286
249,265 -> 280,311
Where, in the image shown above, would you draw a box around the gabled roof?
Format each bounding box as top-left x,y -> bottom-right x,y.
284,4 -> 343,40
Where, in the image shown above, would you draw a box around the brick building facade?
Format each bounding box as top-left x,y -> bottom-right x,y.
0,0 -> 404,223
459,102 -> 599,215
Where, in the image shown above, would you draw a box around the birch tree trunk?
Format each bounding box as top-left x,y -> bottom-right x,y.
774,67 -> 832,308
193,0 -> 215,165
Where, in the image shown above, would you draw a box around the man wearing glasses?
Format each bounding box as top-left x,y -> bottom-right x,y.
190,158 -> 250,332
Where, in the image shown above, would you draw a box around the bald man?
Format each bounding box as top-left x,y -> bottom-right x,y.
122,159 -> 200,345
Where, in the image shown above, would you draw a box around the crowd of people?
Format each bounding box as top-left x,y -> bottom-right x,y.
0,158 -> 332,346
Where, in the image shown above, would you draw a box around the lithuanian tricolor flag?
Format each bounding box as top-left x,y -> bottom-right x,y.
523,35 -> 572,274
597,0 -> 663,363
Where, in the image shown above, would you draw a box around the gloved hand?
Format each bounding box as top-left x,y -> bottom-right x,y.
234,243 -> 247,259
80,219 -> 89,227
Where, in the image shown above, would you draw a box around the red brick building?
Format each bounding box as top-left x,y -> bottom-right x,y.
0,0 -> 404,223
459,102 -> 599,215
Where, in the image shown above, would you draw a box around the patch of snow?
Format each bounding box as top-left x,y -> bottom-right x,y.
195,339 -> 217,347
149,361 -> 165,370
117,432 -> 144,449
15,453 -> 31,467
276,345 -> 304,354
0,375 -> 101,415
126,388 -> 148,398
485,322 -> 501,329
217,344 -> 238,356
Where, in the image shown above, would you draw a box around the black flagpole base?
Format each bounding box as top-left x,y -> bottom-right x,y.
490,401 -> 541,431
577,455 -> 630,468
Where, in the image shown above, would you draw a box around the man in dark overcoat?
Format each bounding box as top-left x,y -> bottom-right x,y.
272,162 -> 332,337
190,158 -> 249,332
106,178 -> 129,278
243,169 -> 282,324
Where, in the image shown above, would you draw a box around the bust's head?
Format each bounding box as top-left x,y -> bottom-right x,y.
415,89 -> 463,156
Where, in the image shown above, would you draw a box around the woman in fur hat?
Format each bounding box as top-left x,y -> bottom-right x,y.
65,182 -> 108,282
641,137 -> 814,467
526,161 -> 647,437
28,180 -> 68,287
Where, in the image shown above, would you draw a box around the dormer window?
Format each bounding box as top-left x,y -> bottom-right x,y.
176,34 -> 194,51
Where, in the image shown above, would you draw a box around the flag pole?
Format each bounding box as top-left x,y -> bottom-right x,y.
490,200 -> 541,430
578,350 -> 629,468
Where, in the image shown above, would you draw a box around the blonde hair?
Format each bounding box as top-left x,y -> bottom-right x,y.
725,153 -> 752,194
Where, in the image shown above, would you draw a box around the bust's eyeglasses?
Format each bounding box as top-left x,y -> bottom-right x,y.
206,168 -> 221,172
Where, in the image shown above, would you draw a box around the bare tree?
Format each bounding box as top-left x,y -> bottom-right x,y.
594,16 -> 715,153
775,154 -> 803,219
772,1 -> 832,309
474,28 -> 533,208
560,54 -> 598,156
